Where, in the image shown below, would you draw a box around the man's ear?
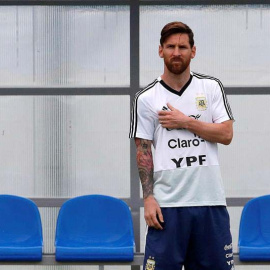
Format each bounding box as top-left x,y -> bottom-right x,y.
159,45 -> 164,58
191,45 -> 196,59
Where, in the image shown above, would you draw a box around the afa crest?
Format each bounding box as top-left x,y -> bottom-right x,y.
145,256 -> 156,270
196,96 -> 208,111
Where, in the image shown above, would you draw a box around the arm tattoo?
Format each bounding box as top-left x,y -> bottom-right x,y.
135,138 -> 154,199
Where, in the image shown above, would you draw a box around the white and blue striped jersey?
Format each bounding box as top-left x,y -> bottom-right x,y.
130,72 -> 234,207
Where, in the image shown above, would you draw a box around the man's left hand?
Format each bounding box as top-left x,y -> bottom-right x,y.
158,103 -> 189,129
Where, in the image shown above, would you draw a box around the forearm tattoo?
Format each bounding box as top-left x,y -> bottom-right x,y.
135,138 -> 154,199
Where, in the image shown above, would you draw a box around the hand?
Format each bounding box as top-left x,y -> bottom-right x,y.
144,195 -> 164,230
158,103 -> 190,129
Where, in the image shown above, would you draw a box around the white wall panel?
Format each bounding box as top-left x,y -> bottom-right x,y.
235,267 -> 270,270
227,206 -> 242,253
140,5 -> 270,87
220,95 -> 270,197
104,267 -> 131,270
39,207 -> 59,254
0,267 -> 98,270
0,96 -> 130,197
0,97 -> 34,195
140,207 -> 147,253
71,96 -> 130,197
0,6 -> 130,87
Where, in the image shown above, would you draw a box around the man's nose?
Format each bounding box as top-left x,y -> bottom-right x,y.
173,47 -> 181,56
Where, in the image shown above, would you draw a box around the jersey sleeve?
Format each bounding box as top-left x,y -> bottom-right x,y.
129,95 -> 155,140
211,81 -> 234,123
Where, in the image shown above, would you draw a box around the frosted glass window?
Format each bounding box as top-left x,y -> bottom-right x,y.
0,267 -> 99,270
227,207 -> 242,253
0,6 -> 130,87
0,96 -> 130,197
140,5 -> 270,87
235,267 -> 270,270
140,207 -> 146,253
39,207 -> 59,254
104,267 -> 131,270
71,96 -> 130,197
219,95 -> 270,197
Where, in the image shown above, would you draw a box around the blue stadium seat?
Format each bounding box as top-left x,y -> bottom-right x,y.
238,195 -> 270,261
55,194 -> 135,261
0,195 -> 43,261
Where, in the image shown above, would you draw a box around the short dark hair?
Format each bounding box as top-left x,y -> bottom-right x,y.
160,21 -> 194,48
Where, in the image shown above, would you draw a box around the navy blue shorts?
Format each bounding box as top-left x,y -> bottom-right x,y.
143,206 -> 235,270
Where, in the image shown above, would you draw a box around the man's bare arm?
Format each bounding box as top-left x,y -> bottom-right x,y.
135,138 -> 154,199
135,138 -> 164,229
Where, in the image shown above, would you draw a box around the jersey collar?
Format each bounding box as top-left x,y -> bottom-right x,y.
158,73 -> 193,97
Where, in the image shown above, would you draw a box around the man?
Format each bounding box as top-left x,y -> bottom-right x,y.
129,21 -> 235,270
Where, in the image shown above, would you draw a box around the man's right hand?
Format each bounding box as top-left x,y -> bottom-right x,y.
144,195 -> 164,230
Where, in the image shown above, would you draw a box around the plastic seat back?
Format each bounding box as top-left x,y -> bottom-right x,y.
239,195 -> 270,261
0,195 -> 43,261
55,194 -> 135,261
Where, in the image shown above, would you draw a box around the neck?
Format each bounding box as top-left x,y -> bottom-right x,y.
161,67 -> 191,92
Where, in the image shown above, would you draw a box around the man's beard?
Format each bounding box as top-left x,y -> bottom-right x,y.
164,57 -> 191,75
